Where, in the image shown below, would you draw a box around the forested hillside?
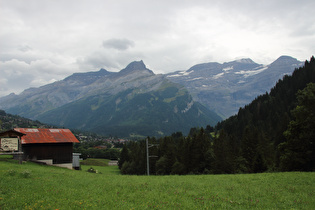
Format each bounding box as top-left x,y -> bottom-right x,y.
0,110 -> 51,131
119,56 -> 315,175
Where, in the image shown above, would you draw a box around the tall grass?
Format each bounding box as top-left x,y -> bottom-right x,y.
0,156 -> 314,209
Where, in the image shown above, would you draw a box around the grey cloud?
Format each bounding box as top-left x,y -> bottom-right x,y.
102,38 -> 135,51
18,45 -> 33,52
0,58 -> 77,97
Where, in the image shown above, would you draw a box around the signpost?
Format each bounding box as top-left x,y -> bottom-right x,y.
0,130 -> 24,164
0,138 -> 19,151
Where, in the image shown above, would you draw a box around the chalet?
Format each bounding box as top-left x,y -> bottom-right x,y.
13,128 -> 80,169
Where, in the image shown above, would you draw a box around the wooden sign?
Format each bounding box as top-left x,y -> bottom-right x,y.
0,138 -> 19,151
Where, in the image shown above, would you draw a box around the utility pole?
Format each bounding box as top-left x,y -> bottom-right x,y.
146,138 -> 149,176
146,138 -> 158,176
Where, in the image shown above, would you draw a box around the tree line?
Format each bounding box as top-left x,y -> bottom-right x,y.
119,56 -> 315,175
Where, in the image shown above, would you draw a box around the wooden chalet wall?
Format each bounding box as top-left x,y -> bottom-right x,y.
22,143 -> 74,164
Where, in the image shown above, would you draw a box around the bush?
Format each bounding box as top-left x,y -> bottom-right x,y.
171,161 -> 186,175
120,161 -> 136,175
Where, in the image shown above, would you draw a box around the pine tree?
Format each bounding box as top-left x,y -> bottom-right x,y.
212,130 -> 230,174
240,126 -> 258,173
118,144 -> 129,169
279,83 -> 315,171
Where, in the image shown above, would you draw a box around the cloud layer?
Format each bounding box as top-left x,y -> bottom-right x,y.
0,0 -> 314,97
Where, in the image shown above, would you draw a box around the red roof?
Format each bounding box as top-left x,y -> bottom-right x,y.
14,128 -> 80,144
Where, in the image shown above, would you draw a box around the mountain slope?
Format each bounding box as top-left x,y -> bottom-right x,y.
0,61 -> 156,119
37,81 -> 220,137
167,56 -> 303,118
0,109 -> 51,131
0,61 -> 221,137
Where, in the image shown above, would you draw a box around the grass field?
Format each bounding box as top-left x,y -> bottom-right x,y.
0,156 -> 314,209
80,158 -> 111,167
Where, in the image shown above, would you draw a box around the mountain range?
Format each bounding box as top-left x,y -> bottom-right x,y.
166,56 -> 303,118
0,56 -> 303,137
0,61 -> 220,137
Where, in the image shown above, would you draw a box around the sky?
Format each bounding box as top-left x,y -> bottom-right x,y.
1,0 -> 314,97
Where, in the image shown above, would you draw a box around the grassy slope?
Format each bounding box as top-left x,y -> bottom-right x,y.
0,157 -> 314,209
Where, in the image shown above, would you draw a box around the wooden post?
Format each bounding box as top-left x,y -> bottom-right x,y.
18,136 -> 22,164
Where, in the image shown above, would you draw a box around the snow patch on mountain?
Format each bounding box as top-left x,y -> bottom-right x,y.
188,77 -> 203,81
235,66 -> 268,78
167,70 -> 194,77
213,72 -> 225,79
222,66 -> 233,71
181,100 -> 194,113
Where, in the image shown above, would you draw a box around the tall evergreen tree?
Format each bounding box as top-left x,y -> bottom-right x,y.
118,144 -> 129,169
212,130 -> 230,174
279,83 -> 315,171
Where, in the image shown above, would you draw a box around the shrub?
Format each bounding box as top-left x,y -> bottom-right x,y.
171,161 -> 186,175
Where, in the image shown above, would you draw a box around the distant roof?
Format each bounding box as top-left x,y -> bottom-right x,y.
14,128 -> 80,144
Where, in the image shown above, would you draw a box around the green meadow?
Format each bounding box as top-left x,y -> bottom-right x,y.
0,156 -> 314,209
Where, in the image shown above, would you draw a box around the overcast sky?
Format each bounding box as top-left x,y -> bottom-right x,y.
1,0 -> 314,97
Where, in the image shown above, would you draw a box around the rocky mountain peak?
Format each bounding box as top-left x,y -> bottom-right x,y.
119,60 -> 154,76
123,60 -> 146,71
235,58 -> 255,64
270,55 -> 300,66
